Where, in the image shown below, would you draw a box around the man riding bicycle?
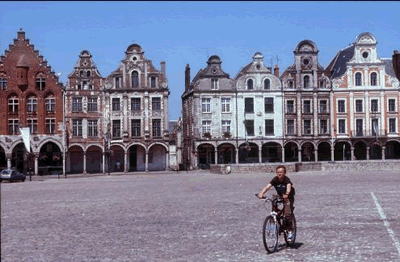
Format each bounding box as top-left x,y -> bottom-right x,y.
257,165 -> 295,240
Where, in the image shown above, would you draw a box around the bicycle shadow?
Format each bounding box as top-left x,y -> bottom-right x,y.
275,242 -> 304,253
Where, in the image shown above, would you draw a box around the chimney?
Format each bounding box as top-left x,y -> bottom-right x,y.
161,61 -> 166,75
185,64 -> 190,92
17,28 -> 25,40
393,50 -> 400,81
274,65 -> 280,77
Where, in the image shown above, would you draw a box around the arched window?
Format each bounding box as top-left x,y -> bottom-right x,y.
247,79 -> 253,90
27,96 -> 37,113
371,72 -> 377,86
8,96 -> 19,114
80,70 -> 84,77
304,75 -> 310,88
45,95 -> 56,112
87,71 -> 91,77
355,72 -> 362,86
132,71 -> 139,88
264,79 -> 270,90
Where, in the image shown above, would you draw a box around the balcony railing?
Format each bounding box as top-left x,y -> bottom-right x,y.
350,129 -> 387,137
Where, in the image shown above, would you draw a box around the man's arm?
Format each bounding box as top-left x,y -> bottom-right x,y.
283,183 -> 292,200
258,183 -> 272,199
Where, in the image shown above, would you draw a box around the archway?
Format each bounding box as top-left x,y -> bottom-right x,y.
197,143 -> 215,168
301,142 -> 315,162
110,145 -> 124,172
262,142 -> 282,163
385,141 -> 400,159
284,142 -> 298,162
0,146 -> 6,170
370,143 -> 382,160
86,146 -> 102,173
148,144 -> 167,171
317,142 -> 331,161
39,142 -> 62,175
334,141 -> 351,161
12,143 -> 27,173
239,142 -> 259,163
68,145 -> 84,174
128,144 -> 146,171
217,143 -> 236,164
354,141 -> 367,160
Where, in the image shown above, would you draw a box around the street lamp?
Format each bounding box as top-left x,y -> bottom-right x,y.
104,131 -> 111,176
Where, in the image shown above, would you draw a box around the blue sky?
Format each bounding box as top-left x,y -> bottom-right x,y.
1,1 -> 399,120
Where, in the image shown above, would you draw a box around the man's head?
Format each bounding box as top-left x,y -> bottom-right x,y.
276,165 -> 286,181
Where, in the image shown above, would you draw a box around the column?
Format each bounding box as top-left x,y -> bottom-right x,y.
103,153 -> 106,174
83,153 -> 87,174
34,156 -> 38,175
145,152 -> 149,171
124,152 -> 128,173
298,149 -> 302,163
314,149 -> 318,162
214,149 -> 218,164
281,146 -> 285,163
259,148 -> 262,163
351,147 -> 355,161
382,146 -> 386,160
366,147 -> 370,160
235,148 -> 239,164
331,145 -> 335,162
166,151 -> 169,170
7,155 -> 11,169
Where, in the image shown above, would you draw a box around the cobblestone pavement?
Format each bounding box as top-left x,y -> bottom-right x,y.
1,169 -> 400,261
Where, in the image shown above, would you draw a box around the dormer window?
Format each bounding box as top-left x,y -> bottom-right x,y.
87,71 -> 91,77
304,75 -> 310,88
355,72 -> 362,86
132,71 -> 139,88
288,80 -> 294,89
211,79 -> 218,90
115,77 -> 120,89
36,74 -> 46,90
80,70 -> 84,77
151,77 -> 156,88
371,72 -> 377,86
264,79 -> 270,90
247,79 -> 253,90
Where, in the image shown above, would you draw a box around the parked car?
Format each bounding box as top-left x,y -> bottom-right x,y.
0,169 -> 26,183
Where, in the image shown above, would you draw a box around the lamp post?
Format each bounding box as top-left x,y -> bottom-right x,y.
105,131 -> 111,176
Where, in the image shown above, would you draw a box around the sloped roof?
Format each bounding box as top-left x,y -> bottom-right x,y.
325,45 -> 355,79
382,58 -> 396,78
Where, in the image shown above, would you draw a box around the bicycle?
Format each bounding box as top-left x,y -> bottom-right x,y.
256,194 -> 297,253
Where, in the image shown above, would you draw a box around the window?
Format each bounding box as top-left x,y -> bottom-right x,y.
201,98 -> 211,113
265,120 -> 274,135
27,119 -> 37,134
388,99 -> 396,112
87,97 -> 98,112
221,120 -> 231,133
247,79 -> 253,90
112,120 -> 121,138
211,79 -> 218,90
202,120 -> 211,134
8,97 -> 18,114
36,77 -> 46,90
288,80 -> 293,88
132,71 -> 139,88
320,119 -> 328,134
287,100 -> 294,113
319,100 -> 327,113
45,97 -> 55,112
131,119 -> 141,137
8,119 -> 19,135
80,71 -> 84,77
371,99 -> 378,112
72,97 -> 83,112
356,100 -> 363,113
27,97 -> 37,113
152,97 -> 161,111
287,120 -> 295,135
151,77 -> 156,88
152,119 -> 161,137
389,118 -> 396,133
87,71 -> 91,77
304,75 -> 310,88
245,98 -> 254,113
0,77 -> 7,90
221,98 -> 231,113
46,119 -> 55,134
355,72 -> 362,86
356,119 -> 363,136
338,100 -> 345,113
371,72 -> 377,86
72,119 -> 83,137
131,98 -> 141,111
319,80 -> 324,88
112,98 -> 120,111
245,120 -> 254,136
304,120 -> 311,135
77,84 -> 82,90
338,119 -> 346,134
303,100 -> 311,113
371,118 -> 379,136
87,120 -> 98,137
264,98 -> 274,113
115,77 -> 120,89
264,79 -> 270,90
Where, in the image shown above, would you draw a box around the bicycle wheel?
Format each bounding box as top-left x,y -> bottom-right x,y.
283,213 -> 296,247
262,215 -> 279,253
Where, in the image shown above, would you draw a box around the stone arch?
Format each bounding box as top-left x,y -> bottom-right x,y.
262,142 -> 282,163
39,141 -> 62,175
128,144 -> 146,172
0,145 -> 6,169
334,141 -> 351,161
284,141 -> 299,162
37,138 -> 63,153
110,145 -> 125,172
148,142 -> 169,153
197,143 -> 215,168
385,140 -> 400,159
86,145 -> 103,173
217,143 -> 236,164
68,145 -> 84,174
239,142 -> 258,163
11,143 -> 27,173
148,144 -> 167,171
317,141 -> 331,161
370,142 -> 382,160
301,142 -> 315,162
353,141 -> 368,160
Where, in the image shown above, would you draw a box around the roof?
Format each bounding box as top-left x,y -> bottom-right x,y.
382,58 -> 396,78
325,45 -> 355,79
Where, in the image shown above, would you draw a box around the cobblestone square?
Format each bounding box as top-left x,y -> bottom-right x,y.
1,169 -> 400,261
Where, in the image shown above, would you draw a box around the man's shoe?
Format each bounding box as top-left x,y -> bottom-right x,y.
287,231 -> 294,241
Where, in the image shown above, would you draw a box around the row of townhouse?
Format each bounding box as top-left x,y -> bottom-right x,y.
181,32 -> 400,170
0,29 -> 171,175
